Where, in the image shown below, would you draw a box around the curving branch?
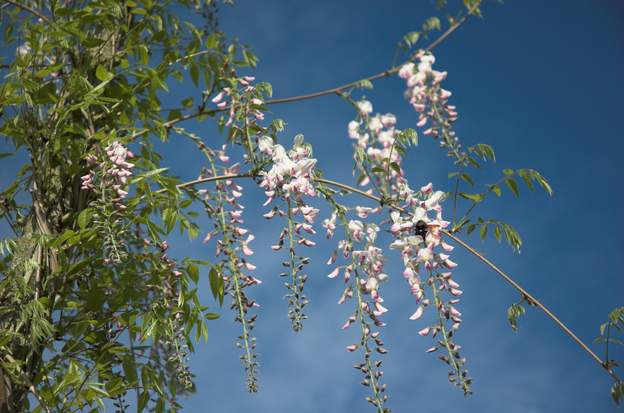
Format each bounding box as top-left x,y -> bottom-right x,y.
129,3 -> 481,140
168,172 -> 621,384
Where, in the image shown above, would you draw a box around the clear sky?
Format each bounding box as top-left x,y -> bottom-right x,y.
166,1 -> 624,412
2,0 -> 624,412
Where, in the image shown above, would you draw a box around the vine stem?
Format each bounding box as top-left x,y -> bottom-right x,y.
208,164 -> 257,391
430,270 -> 469,394
170,172 -> 621,383
286,197 -> 304,331
354,274 -> 384,413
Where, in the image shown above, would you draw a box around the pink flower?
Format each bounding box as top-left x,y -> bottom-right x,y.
241,235 -> 254,256
409,306 -> 424,320
398,62 -> 415,79
212,91 -> 225,103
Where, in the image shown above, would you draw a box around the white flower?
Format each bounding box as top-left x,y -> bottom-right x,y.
357,100 -> 373,115
16,43 -> 31,58
348,220 -> 364,241
258,136 -> 274,154
398,62 -> 415,79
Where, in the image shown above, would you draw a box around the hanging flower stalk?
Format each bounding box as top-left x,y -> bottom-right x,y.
193,140 -> 261,392
326,210 -> 390,412
389,182 -> 471,393
345,97 -> 470,392
399,52 -> 465,162
258,134 -> 318,331
80,140 -> 135,264
212,75 -> 269,168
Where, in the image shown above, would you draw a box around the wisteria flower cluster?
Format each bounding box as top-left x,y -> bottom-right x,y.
259,135 -> 319,331
80,140 -> 135,263
212,75 -> 265,128
196,144 -> 261,392
347,100 -> 419,209
388,182 -> 471,393
399,53 -> 465,162
343,95 -> 471,395
81,140 -> 135,202
258,135 -> 317,203
326,214 -> 390,411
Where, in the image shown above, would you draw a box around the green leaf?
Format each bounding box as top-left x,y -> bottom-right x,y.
490,184 -> 502,197
507,302 -> 526,331
181,97 -> 194,108
479,224 -> 488,240
494,224 -> 501,242
356,79 -> 373,90
77,208 -> 94,230
470,143 -> 496,163
130,167 -> 169,184
138,391 -> 149,413
188,263 -> 199,284
95,65 -> 113,82
189,61 -> 199,86
33,82 -> 57,104
611,381 -> 624,405
401,31 -> 420,49
205,313 -> 220,320
459,192 -> 485,203
504,177 -> 519,197
209,266 -> 223,303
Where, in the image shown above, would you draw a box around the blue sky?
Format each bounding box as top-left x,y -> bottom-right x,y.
2,0 -> 623,412
167,1 -> 623,412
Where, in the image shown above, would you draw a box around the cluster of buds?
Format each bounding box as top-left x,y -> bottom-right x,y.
327,215 -> 390,411
197,145 -> 261,392
388,182 -> 471,394
81,141 -> 135,203
258,136 -> 317,204
399,53 -> 465,162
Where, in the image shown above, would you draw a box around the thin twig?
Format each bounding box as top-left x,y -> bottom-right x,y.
1,0 -> 50,23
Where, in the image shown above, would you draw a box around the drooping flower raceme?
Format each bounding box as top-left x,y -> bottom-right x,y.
327,213 -> 390,411
343,97 -> 471,395
80,140 -> 135,263
388,182 -> 471,394
81,140 -> 135,201
194,143 -> 261,393
347,101 -> 416,205
259,135 -> 319,331
399,52 -> 465,162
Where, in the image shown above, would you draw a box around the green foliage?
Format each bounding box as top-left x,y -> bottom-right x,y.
0,1 -> 246,411
507,302 -> 526,332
